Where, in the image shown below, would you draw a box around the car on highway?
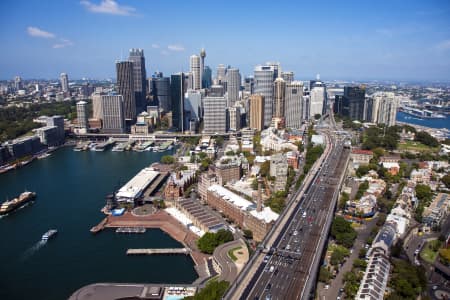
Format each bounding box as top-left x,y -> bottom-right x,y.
265,283 -> 272,290
302,211 -> 307,218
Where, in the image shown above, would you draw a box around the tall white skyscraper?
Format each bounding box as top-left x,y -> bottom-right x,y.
76,101 -> 88,129
371,92 -> 397,126
92,92 -> 104,120
60,73 -> 69,93
309,81 -> 326,118
254,65 -> 275,127
226,68 -> 241,106
203,95 -> 227,133
190,55 -> 201,90
101,94 -> 125,133
216,64 -> 227,85
285,81 -> 304,129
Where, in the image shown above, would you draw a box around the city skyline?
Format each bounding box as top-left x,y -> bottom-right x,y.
1,0 -> 450,81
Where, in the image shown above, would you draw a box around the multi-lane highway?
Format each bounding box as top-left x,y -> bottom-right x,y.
225,125 -> 350,300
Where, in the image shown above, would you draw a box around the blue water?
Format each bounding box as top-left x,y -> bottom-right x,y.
396,111 -> 450,131
0,147 -> 197,300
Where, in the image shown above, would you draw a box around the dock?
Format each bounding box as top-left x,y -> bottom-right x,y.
126,248 -> 190,255
115,227 -> 146,234
90,218 -> 108,233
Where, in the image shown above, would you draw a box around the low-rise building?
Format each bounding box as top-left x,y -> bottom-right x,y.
351,149 -> 373,166
286,151 -> 300,169
410,168 -> 431,184
381,162 -> 400,176
174,198 -> 226,233
164,171 -> 197,202
270,153 -> 288,192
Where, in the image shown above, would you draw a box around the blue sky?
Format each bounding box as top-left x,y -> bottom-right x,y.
0,0 -> 450,81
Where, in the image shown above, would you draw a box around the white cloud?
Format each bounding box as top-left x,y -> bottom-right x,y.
167,44 -> 185,52
27,26 -> 55,39
151,43 -> 160,49
160,50 -> 169,56
80,0 -> 136,16
436,40 -> 450,51
53,39 -> 74,49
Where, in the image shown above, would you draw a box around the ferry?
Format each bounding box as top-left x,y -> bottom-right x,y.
42,229 -> 58,241
112,142 -> 127,152
0,191 -> 36,215
94,139 -> 115,151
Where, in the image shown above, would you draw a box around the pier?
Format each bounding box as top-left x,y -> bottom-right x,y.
115,227 -> 146,234
126,248 -> 190,255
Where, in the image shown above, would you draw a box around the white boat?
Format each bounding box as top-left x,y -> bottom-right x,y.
37,153 -> 51,159
42,229 -> 58,241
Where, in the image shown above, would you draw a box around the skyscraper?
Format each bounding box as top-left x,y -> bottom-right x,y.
244,77 -> 254,94
76,101 -> 88,129
254,65 -> 275,127
217,64 -> 227,85
92,92 -> 104,119
190,55 -> 201,90
128,49 -> 147,114
249,94 -> 265,131
60,73 -> 69,93
281,71 -> 294,83
116,61 -> 136,121
226,68 -> 241,106
184,89 -> 202,127
152,76 -> 171,112
341,86 -> 366,120
202,66 -> 212,89
170,73 -> 185,131
46,115 -> 65,143
274,77 -> 286,118
200,48 -> 206,89
309,81 -> 326,118
14,76 -> 22,90
285,81 -> 304,129
209,85 -> 225,97
203,95 -> 227,133
228,106 -> 241,131
370,92 -> 397,126
101,94 -> 125,133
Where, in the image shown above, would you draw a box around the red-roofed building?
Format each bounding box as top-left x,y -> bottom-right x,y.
351,149 -> 374,166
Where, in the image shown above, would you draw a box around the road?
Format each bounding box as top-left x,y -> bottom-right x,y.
225,126 -> 350,300
213,239 -> 245,282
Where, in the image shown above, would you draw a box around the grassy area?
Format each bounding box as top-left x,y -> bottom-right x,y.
227,246 -> 242,262
420,239 -> 442,264
397,140 -> 439,152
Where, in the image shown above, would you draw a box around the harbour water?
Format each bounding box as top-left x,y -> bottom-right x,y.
396,111 -> 450,131
0,147 -> 197,300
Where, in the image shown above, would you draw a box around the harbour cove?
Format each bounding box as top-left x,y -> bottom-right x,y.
0,147 -> 197,300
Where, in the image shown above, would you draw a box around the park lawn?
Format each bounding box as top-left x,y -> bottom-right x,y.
420,240 -> 442,264
227,246 -> 242,262
397,140 -> 439,152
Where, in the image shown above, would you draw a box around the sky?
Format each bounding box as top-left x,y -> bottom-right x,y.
0,0 -> 450,81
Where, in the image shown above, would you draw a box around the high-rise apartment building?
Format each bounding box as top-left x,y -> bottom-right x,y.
76,101 -> 88,129
190,55 -> 201,90
128,49 -> 147,114
170,73 -> 185,131
101,94 -> 125,133
60,73 -> 69,93
203,96 -> 227,134
46,115 -> 65,143
285,81 -> 304,129
185,89 -> 202,124
226,68 -> 241,106
274,77 -> 286,118
309,81 -> 326,118
370,92 -> 397,126
116,61 -> 136,121
254,65 -> 275,126
249,94 -> 265,131
14,76 -> 22,90
228,106 -> 241,131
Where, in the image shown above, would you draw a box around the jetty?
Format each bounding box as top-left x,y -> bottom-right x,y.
126,248 -> 190,255
90,218 -> 107,233
115,227 -> 146,233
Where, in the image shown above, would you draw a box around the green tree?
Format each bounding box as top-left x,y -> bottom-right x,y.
415,131 -> 439,147
331,216 -> 357,248
197,229 -> 233,254
441,174 -> 450,188
260,160 -> 270,177
160,155 -> 175,164
319,266 -> 332,283
314,114 -> 321,120
243,229 -> 253,239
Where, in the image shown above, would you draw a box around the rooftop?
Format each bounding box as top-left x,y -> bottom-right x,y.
116,168 -> 159,200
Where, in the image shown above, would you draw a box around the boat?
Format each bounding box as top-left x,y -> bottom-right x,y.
41,229 -> 58,241
0,191 -> 36,215
112,142 -> 127,152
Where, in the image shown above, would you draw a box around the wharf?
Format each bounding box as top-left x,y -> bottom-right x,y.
143,171 -> 169,198
126,248 -> 190,255
116,227 -> 146,233
90,218 -> 107,233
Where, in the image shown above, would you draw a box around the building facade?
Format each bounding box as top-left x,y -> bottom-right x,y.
60,73 -> 69,93
190,55 -> 201,90
101,94 -> 125,133
76,101 -> 88,129
254,65 -> 275,126
226,68 -> 241,106
285,81 -> 303,129
116,61 -> 136,121
170,73 -> 185,131
203,96 -> 227,133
